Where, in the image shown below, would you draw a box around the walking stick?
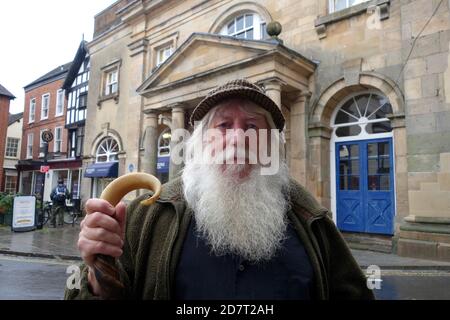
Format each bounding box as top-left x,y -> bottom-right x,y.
93,172 -> 162,299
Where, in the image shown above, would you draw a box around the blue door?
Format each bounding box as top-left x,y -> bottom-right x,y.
336,138 -> 394,235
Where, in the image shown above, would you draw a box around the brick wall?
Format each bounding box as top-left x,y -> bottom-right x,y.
21,78 -> 68,161
0,96 -> 11,191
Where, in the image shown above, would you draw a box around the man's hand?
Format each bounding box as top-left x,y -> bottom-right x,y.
78,199 -> 127,295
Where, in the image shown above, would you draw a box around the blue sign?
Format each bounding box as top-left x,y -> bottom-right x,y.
157,156 -> 170,173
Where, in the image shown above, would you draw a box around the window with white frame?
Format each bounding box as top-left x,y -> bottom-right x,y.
26,133 -> 33,159
104,69 -> 118,96
329,0 -> 370,13
332,93 -> 393,139
156,45 -> 173,67
39,129 -> 46,157
29,99 -> 36,123
96,137 -> 119,163
220,13 -> 268,40
5,137 -> 19,158
41,93 -> 50,120
56,89 -> 64,116
54,127 -> 63,153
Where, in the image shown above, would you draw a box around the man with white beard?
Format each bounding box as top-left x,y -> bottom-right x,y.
66,79 -> 374,300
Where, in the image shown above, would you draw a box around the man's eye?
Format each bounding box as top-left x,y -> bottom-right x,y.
247,124 -> 258,130
216,122 -> 229,129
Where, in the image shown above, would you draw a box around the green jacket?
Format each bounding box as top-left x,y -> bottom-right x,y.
65,177 -> 374,300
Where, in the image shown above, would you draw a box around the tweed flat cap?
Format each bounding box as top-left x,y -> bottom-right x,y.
190,79 -> 285,130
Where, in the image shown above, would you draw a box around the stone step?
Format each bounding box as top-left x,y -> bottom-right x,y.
342,232 -> 393,253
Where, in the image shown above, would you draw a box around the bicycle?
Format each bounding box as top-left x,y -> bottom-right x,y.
41,201 -> 53,226
63,199 -> 83,227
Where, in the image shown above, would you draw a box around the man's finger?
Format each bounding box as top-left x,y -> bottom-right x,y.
114,202 -> 127,240
85,198 -> 115,216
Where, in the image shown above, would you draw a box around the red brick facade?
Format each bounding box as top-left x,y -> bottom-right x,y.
21,78 -> 68,161
0,96 -> 11,190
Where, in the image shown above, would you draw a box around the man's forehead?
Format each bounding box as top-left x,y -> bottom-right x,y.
212,99 -> 266,119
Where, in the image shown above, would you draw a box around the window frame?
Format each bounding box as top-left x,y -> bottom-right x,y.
78,92 -> 88,109
4,175 -> 17,194
26,133 -> 34,159
55,89 -> 64,117
39,129 -> 46,157
104,69 -> 119,96
54,126 -> 63,153
156,45 -> 174,67
29,98 -> 36,123
331,91 -> 394,142
5,137 -> 20,158
41,93 -> 50,120
220,13 -> 266,41
95,137 -> 119,163
98,59 -> 122,105
328,0 -> 370,14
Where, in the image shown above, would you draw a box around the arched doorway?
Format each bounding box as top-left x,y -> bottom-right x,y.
331,91 -> 395,235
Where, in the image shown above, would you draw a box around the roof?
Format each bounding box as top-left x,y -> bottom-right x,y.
24,62 -> 72,91
8,112 -> 23,126
62,41 -> 89,90
0,84 -> 16,99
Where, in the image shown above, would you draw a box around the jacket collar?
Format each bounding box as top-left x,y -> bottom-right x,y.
156,175 -> 329,221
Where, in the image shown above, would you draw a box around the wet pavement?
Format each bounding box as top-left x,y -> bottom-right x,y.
0,225 -> 80,260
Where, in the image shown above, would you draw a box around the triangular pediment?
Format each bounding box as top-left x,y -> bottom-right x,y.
137,33 -> 284,95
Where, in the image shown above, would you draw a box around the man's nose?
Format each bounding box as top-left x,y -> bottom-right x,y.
228,124 -> 246,142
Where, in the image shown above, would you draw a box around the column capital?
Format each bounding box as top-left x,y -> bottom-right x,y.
169,102 -> 186,113
258,77 -> 285,91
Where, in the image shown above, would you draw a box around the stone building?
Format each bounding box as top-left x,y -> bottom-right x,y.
82,0 -> 450,261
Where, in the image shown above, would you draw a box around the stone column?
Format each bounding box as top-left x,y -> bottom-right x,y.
263,79 -> 282,110
289,93 -> 310,186
143,111 -> 158,176
307,123 -> 332,210
169,105 -> 185,180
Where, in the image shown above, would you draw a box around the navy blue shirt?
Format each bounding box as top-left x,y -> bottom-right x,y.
174,219 -> 314,300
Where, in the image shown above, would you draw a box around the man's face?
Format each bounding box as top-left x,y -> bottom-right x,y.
206,99 -> 270,178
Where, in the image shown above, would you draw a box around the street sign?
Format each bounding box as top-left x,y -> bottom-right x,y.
41,130 -> 53,143
40,166 -> 50,173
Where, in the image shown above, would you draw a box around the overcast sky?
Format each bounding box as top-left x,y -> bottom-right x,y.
0,0 -> 117,115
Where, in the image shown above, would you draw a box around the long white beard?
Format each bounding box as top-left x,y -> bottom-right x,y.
182,158 -> 290,262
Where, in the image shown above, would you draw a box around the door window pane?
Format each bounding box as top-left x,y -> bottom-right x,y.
367,142 -> 391,191
340,175 -> 360,190
339,144 -> 360,190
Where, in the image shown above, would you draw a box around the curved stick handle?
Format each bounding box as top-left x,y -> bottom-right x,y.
93,172 -> 162,299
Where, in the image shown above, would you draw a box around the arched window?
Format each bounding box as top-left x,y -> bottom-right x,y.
220,13 -> 268,40
332,93 -> 393,139
96,137 -> 119,162
158,128 -> 171,157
